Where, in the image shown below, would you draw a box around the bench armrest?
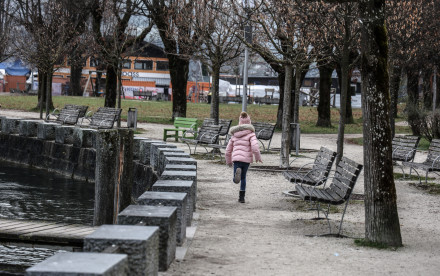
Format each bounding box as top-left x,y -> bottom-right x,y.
46,108 -> 61,120
81,111 -> 94,124
183,129 -> 198,139
431,156 -> 440,169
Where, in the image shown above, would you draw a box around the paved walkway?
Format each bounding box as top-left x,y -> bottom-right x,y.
1,109 -> 439,275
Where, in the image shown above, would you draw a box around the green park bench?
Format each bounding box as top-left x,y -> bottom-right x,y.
163,117 -> 198,141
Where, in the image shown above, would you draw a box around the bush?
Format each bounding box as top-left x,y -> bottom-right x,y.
407,105 -> 440,141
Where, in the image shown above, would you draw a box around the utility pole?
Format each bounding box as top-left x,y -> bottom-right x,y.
242,0 -> 252,112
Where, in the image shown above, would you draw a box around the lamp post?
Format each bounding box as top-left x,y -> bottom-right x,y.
242,0 -> 252,112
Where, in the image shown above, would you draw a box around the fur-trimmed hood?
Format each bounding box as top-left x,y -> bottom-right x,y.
229,124 -> 255,135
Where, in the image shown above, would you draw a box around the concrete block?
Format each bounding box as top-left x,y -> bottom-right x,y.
139,139 -> 163,165
117,205 -> 177,271
0,116 -> 4,131
160,171 -> 197,210
19,120 -> 39,137
84,225 -> 159,276
73,127 -> 97,148
164,157 -> 197,169
1,118 -> 21,134
132,161 -> 158,198
150,143 -> 176,171
37,122 -> 58,140
26,252 -> 129,275
133,137 -> 150,160
164,164 -> 197,172
138,191 -> 188,245
157,150 -> 188,175
55,125 -> 75,144
152,180 -> 196,226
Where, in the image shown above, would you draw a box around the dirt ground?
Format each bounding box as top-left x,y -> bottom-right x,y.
1,109 -> 440,276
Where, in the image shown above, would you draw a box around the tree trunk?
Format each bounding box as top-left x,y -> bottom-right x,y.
70,62 -> 84,96
336,52 -> 349,165
345,71 -> 354,124
117,69 -> 122,128
275,71 -> 285,129
407,68 -> 421,136
293,64 -> 302,124
38,71 -> 46,119
316,65 -> 333,127
407,69 -> 419,107
210,64 -> 220,124
360,0 -> 402,247
105,65 -> 117,108
422,70 -> 432,110
389,64 -> 401,137
169,54 -> 189,119
280,64 -> 293,168
45,73 -> 51,119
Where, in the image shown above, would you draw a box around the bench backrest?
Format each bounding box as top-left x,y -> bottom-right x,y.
425,139 -> 440,168
329,157 -> 363,201
201,118 -> 232,136
309,147 -> 337,180
90,113 -> 117,129
133,91 -> 153,97
97,107 -> 122,120
196,124 -> 222,144
392,135 -> 420,162
64,104 -> 89,117
253,122 -> 276,141
174,117 -> 198,130
89,107 -> 122,129
57,108 -> 80,125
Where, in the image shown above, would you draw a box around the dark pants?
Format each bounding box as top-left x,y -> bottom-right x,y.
233,161 -> 250,191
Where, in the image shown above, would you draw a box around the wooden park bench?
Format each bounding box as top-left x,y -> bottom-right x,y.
284,147 -> 337,186
403,139 -> 440,183
181,124 -> 222,154
163,117 -> 198,141
253,122 -> 276,151
47,104 -> 89,121
201,118 -> 232,141
133,90 -> 153,100
206,134 -> 231,162
392,135 -> 420,175
295,156 -> 363,236
46,108 -> 80,125
81,107 -> 122,129
392,135 -> 420,163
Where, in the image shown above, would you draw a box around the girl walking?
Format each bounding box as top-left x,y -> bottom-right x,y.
225,112 -> 262,203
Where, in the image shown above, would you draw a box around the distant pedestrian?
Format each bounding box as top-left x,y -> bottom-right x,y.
225,112 -> 262,203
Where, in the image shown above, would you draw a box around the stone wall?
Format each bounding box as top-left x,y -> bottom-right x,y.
0,118 -> 95,182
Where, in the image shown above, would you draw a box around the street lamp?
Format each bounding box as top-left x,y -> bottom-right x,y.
242,0 -> 252,112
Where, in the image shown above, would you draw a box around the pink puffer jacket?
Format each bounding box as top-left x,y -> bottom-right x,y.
225,124 -> 262,164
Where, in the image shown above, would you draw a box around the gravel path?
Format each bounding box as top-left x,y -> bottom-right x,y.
1,108 -> 439,275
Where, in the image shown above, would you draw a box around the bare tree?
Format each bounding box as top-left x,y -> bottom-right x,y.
305,0 -> 361,164
192,0 -> 243,124
12,0 -> 90,118
242,0 -> 314,167
0,0 -> 14,62
142,0 -> 198,119
359,0 -> 402,247
91,0 -> 153,110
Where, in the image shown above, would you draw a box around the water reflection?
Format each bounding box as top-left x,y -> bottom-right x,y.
0,160 -> 94,225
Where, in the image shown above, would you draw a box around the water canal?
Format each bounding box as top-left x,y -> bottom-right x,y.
0,159 -> 95,274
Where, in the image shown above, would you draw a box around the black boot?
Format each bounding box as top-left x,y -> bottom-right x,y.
239,191 -> 245,203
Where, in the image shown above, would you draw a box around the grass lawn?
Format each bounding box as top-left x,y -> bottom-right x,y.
0,95 -> 412,134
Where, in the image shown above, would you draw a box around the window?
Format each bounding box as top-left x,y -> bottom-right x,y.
122,59 -> 131,69
90,57 -> 101,67
156,61 -> 169,71
134,60 -> 153,70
